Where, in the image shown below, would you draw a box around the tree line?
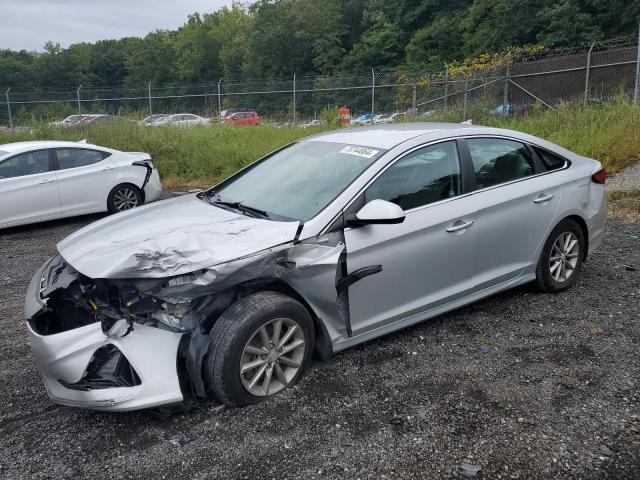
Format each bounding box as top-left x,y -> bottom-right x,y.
1,0 -> 638,91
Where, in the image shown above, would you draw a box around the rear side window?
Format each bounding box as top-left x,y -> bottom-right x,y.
55,148 -> 109,170
534,147 -> 566,171
0,150 -> 50,179
365,141 -> 461,210
466,138 -> 534,189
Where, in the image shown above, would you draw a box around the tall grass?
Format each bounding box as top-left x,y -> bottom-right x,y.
0,123 -> 328,187
1,98 -> 638,187
483,96 -> 640,174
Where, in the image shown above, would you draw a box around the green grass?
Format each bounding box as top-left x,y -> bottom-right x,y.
1,97 -> 638,187
482,96 -> 640,174
0,123 -> 329,187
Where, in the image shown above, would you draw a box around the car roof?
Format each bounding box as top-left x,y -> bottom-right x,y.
0,140 -> 104,155
304,122 -> 479,149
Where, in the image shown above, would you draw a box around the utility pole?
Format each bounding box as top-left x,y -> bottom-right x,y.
5,88 -> 12,128
293,73 -> 297,123
444,65 -> 449,111
76,85 -> 82,115
371,68 -> 375,117
503,64 -> 510,107
217,78 -> 222,116
148,82 -> 153,116
583,41 -> 595,109
634,22 -> 640,103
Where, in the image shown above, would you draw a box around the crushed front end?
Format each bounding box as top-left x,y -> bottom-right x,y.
25,255 -> 192,411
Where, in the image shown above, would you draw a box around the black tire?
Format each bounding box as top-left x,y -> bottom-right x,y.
535,218 -> 585,293
107,183 -> 143,213
204,291 -> 315,407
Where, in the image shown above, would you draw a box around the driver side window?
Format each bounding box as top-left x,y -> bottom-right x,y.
365,141 -> 461,211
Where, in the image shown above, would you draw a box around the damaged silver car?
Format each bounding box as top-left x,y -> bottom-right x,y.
25,123 -> 607,410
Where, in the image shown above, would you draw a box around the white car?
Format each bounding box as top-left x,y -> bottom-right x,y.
150,113 -> 210,127
48,115 -> 85,128
0,141 -> 162,229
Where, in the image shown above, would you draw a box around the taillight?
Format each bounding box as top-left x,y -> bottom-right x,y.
591,168 -> 606,184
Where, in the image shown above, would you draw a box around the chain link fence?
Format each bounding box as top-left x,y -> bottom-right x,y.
1,33 -> 639,127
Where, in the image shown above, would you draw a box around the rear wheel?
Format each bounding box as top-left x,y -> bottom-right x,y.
107,184 -> 142,213
535,218 -> 585,293
204,292 -> 315,407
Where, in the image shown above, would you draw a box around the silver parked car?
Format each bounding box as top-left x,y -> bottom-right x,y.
25,123 -> 607,411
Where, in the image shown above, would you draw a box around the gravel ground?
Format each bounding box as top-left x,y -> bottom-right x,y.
0,211 -> 639,480
607,161 -> 640,191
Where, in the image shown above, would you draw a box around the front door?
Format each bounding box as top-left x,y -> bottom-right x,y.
0,149 -> 61,227
344,140 -> 477,335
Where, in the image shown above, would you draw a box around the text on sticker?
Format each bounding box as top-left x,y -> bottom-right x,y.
339,145 -> 379,158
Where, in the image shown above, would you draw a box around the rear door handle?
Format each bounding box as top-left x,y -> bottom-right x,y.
38,178 -> 54,184
534,193 -> 555,203
446,220 -> 474,233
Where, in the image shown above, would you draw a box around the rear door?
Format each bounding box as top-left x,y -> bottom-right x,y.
53,148 -> 117,213
0,149 -> 61,226
460,137 -> 561,288
344,140 -> 477,335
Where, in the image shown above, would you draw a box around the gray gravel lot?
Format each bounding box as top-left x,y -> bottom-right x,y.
0,211 -> 639,480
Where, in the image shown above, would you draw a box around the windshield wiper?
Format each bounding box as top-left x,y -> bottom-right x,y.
210,196 -> 269,218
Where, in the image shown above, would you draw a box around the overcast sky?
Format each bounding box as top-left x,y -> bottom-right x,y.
0,0 -> 233,51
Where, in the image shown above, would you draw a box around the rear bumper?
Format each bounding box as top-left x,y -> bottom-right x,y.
144,170 -> 162,203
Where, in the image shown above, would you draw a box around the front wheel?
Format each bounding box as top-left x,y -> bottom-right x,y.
535,218 -> 585,293
204,292 -> 315,407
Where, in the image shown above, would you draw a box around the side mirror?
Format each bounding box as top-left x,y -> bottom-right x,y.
346,199 -> 405,227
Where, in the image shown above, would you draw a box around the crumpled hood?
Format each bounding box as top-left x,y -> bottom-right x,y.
57,194 -> 300,279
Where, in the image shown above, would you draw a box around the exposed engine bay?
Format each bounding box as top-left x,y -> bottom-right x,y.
27,231 -> 351,407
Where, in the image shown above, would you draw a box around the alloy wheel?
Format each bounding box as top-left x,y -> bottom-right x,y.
113,187 -> 139,211
239,317 -> 306,396
549,231 -> 579,282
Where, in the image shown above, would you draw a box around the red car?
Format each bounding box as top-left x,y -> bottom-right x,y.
223,111 -> 260,126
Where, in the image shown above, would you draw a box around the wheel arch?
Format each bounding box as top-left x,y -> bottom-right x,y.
563,214 -> 589,261
197,277 -> 332,360
108,181 -> 145,208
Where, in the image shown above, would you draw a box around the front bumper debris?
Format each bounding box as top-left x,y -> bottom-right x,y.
25,257 -> 184,411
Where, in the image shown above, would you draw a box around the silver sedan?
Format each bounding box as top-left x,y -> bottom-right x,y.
25,123 -> 606,410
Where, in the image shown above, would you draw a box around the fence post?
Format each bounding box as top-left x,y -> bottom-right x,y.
463,77 -> 468,120
412,83 -> 417,121
503,64 -> 510,107
583,41 -> 595,109
5,88 -> 12,128
293,73 -> 297,123
444,65 -> 449,111
76,85 -> 82,115
634,22 -> 640,103
217,78 -> 222,116
147,82 -> 153,116
371,68 -> 375,116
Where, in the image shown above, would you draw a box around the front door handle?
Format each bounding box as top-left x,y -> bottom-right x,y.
38,178 -> 54,184
534,193 -> 555,203
446,220 -> 474,233
101,167 -> 115,171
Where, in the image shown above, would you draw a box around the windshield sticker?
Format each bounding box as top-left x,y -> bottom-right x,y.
339,145 -> 379,158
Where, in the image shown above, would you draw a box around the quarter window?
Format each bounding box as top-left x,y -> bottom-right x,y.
534,147 -> 566,171
55,149 -> 108,170
365,141 -> 461,210
0,150 -> 50,179
467,138 -> 534,189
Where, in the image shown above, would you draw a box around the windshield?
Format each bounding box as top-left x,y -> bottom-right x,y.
210,141 -> 384,221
